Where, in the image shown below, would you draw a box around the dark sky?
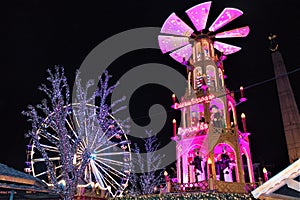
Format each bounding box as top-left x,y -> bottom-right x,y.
1,0 -> 299,177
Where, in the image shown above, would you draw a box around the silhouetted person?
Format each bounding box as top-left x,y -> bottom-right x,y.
192,152 -> 205,182
210,105 -> 224,128
219,149 -> 233,182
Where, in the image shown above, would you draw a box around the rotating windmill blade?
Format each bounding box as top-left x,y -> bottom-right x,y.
158,1 -> 250,63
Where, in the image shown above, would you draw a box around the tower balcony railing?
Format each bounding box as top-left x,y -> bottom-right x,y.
170,179 -> 258,194
177,126 -> 237,139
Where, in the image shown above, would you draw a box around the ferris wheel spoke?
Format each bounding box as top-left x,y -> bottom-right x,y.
77,146 -> 84,154
54,165 -> 62,170
84,164 -> 92,183
94,158 -> 126,177
96,157 -> 129,168
96,151 -> 130,157
90,126 -> 103,149
67,111 -> 77,129
76,149 -> 84,158
93,160 -> 121,189
65,118 -> 79,139
90,116 -> 94,132
92,162 -> 118,191
94,143 -> 120,153
33,157 -> 60,162
102,174 -> 118,191
75,130 -> 88,148
106,130 -> 120,141
76,139 -> 87,153
72,110 -> 82,134
90,160 -> 106,188
39,131 -> 59,141
39,144 -> 59,153
84,119 -> 89,145
34,165 -> 62,177
48,125 -> 60,136
94,160 -> 122,181
35,170 -> 49,177
99,166 -> 123,180
56,173 -> 63,181
90,131 -> 99,150
93,128 -> 111,151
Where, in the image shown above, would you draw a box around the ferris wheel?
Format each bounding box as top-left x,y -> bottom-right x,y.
25,103 -> 131,197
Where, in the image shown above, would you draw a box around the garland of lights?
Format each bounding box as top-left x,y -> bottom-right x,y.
111,192 -> 255,200
23,66 -> 128,199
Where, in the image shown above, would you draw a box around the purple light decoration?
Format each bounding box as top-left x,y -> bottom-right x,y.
185,1 -> 212,31
160,13 -> 194,37
169,44 -> 192,63
158,35 -> 190,54
208,8 -> 243,32
213,41 -> 241,55
215,26 -> 250,38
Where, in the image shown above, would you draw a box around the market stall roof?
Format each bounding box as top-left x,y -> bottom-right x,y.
251,158 -> 300,199
0,163 -> 61,199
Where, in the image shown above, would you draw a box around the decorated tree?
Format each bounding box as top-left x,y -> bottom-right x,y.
22,66 -> 129,199
128,130 -> 166,196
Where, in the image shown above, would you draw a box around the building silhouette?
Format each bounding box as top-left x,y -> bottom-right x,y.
269,34 -> 300,163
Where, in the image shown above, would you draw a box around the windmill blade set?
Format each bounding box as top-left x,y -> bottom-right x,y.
158,1 -> 250,63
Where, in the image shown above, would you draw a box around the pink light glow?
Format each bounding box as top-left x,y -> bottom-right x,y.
173,94 -> 215,109
208,8 -> 243,32
263,168 -> 268,182
161,13 -> 194,37
215,26 -> 250,38
185,1 -> 212,31
178,123 -> 209,135
214,144 -> 235,155
158,35 -> 190,54
169,44 -> 192,63
213,41 -> 241,55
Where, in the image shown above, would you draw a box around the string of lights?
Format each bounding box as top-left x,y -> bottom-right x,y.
128,67 -> 300,121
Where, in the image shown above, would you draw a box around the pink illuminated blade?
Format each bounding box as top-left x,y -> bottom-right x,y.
185,1 -> 212,31
169,44 -> 192,63
158,35 -> 190,54
208,8 -> 243,32
213,41 -> 241,55
161,13 -> 194,37
215,26 -> 250,38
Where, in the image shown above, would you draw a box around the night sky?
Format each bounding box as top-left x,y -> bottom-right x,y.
1,0 -> 299,177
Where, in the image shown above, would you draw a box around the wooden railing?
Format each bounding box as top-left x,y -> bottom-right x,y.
179,127 -> 238,139
170,180 -> 258,194
74,187 -> 109,200
171,180 -> 209,193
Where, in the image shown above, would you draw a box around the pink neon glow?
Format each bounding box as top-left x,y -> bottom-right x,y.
158,35 -> 190,54
208,8 -> 243,32
169,44 -> 192,63
214,143 -> 235,156
185,1 -> 211,31
173,94 -> 215,109
213,41 -> 241,55
178,123 -> 209,135
160,13 -> 194,37
215,26 -> 250,38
